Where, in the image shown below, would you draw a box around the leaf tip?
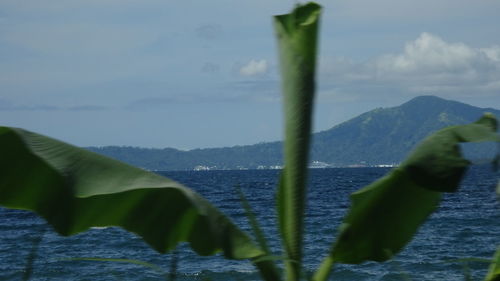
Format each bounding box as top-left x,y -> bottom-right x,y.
476,112 -> 498,131
273,2 -> 321,35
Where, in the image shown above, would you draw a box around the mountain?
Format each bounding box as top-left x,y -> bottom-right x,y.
87,96 -> 499,170
311,95 -> 499,165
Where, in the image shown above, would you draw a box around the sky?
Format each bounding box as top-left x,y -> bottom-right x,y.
1,0 -> 500,149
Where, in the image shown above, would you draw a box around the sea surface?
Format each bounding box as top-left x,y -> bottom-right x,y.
0,167 -> 498,280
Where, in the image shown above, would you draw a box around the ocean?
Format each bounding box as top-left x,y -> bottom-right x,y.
0,166 -> 498,280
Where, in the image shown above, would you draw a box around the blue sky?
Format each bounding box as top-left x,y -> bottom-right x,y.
1,0 -> 500,149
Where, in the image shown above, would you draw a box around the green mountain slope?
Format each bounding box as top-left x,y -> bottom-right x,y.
312,95 -> 499,165
87,96 -> 499,170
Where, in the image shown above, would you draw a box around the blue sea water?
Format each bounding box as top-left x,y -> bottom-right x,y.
0,166 -> 498,280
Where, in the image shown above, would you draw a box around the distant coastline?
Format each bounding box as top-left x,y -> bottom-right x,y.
87,96 -> 499,171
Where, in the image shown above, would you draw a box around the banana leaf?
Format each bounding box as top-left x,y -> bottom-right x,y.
314,114 -> 500,280
0,126 -> 262,259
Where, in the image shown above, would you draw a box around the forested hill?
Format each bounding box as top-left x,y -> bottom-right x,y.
87,96 -> 499,170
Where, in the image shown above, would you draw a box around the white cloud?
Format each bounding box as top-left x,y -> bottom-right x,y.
239,59 -> 269,76
319,33 -> 500,102
375,33 -> 495,74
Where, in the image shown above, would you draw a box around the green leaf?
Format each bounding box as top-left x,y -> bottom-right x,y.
330,168 -> 441,264
317,114 -> 499,274
401,113 -> 500,192
0,127 -> 262,260
485,247 -> 500,281
273,2 -> 321,280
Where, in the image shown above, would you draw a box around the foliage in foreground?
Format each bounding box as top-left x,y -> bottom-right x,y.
0,2 -> 499,281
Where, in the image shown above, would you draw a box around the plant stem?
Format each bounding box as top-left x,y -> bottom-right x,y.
237,185 -> 281,281
312,256 -> 335,281
22,225 -> 47,281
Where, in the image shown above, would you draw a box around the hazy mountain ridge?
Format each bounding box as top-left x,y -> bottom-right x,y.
87,96 -> 499,170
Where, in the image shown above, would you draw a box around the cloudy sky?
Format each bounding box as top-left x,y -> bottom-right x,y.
1,0 -> 499,149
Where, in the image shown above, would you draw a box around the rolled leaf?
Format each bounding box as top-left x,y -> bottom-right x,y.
0,127 -> 262,259
274,2 -> 321,280
324,114 -> 499,267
